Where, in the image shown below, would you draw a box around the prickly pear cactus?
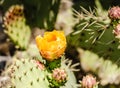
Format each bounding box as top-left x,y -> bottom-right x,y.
10,58 -> 49,88
66,1 -> 120,86
78,49 -> 120,85
9,57 -> 78,88
67,3 -> 120,63
3,5 -> 31,50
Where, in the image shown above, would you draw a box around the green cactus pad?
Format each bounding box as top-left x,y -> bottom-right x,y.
11,58 -> 49,88
3,5 -> 31,50
67,6 -> 120,63
79,49 -> 120,85
9,56 -> 78,88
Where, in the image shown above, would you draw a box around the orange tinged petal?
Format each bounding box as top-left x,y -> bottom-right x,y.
35,30 -> 66,61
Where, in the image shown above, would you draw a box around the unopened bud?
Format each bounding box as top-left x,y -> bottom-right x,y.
108,6 -> 120,20
52,68 -> 67,82
82,74 -> 97,88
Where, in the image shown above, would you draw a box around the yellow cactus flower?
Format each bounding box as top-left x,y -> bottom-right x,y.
36,30 -> 66,61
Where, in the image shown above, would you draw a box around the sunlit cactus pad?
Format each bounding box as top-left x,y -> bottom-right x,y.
9,57 -> 78,88
79,49 -> 120,85
3,5 -> 31,49
10,58 -> 49,88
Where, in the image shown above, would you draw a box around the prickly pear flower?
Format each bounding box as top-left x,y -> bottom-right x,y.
81,74 -> 98,88
108,6 -> 120,20
52,68 -> 67,83
113,24 -> 120,38
36,30 -> 66,61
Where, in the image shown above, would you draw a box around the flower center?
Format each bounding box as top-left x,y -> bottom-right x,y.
47,34 -> 57,42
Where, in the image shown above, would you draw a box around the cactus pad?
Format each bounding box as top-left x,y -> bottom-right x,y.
10,58 -> 49,88
79,49 -> 120,85
9,56 -> 78,88
3,5 -> 31,50
68,6 -> 120,63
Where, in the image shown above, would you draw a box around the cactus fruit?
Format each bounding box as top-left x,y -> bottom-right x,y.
3,5 -> 31,50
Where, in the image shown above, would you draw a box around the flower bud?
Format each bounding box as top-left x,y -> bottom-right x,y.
108,6 -> 120,20
82,74 -> 97,88
52,68 -> 67,82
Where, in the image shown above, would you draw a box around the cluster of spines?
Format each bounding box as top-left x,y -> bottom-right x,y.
67,5 -> 120,63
